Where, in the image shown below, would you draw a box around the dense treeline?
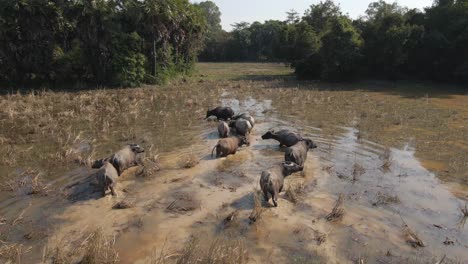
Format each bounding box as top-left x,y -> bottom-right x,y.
0,0 -> 206,87
198,0 -> 468,83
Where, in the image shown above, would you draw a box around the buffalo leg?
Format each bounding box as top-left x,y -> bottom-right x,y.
271,190 -> 278,207
110,185 -> 116,196
263,189 -> 269,203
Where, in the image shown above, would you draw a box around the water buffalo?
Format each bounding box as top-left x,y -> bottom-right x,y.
284,139 -> 317,170
96,161 -> 118,196
218,121 -> 230,138
233,113 -> 255,127
109,144 -> 145,176
261,129 -> 303,147
211,136 -> 249,158
206,107 -> 235,120
91,158 -> 107,169
229,118 -> 252,136
260,161 -> 303,207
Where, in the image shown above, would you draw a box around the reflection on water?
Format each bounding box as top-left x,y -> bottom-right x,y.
0,94 -> 467,263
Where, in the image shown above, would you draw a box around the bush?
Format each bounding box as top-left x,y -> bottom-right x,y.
0,0 -> 207,88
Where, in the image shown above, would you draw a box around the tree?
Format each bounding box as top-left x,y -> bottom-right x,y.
0,0 -> 207,87
319,17 -> 363,80
0,0 -> 66,85
196,1 -> 226,61
228,22 -> 251,61
190,0 -> 468,84
195,1 -> 222,38
303,0 -> 341,33
286,9 -> 299,24
360,1 -> 416,79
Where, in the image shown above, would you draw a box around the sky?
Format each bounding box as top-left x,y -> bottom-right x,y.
190,0 -> 434,31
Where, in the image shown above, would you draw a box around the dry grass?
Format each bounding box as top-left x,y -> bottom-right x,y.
321,164 -> 334,174
1,64 -> 467,188
402,223 -> 424,248
352,163 -> 366,182
315,231 -> 327,245
178,152 -> 199,169
285,182 -> 306,204
460,203 -> 468,217
125,216 -> 144,230
372,192 -> 400,206
147,239 -> 177,264
458,203 -> 468,228
326,193 -> 345,222
0,169 -> 49,196
46,245 -> 74,264
0,81 -> 216,186
305,227 -> 329,246
140,144 -> 161,177
249,191 -> 265,224
81,228 -> 119,264
174,236 -> 248,264
0,243 -> 31,263
380,148 -> 393,172
222,210 -> 239,229
166,193 -> 201,214
112,197 -> 136,209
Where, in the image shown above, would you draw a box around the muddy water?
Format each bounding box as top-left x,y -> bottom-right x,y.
1,85 -> 467,263
115,93 -> 468,263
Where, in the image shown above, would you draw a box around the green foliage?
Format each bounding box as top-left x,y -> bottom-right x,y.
195,1 -> 222,39
197,0 -> 468,84
294,53 -> 322,80
319,17 -> 363,81
2,0 -> 467,84
0,0 -> 207,88
303,0 -> 342,33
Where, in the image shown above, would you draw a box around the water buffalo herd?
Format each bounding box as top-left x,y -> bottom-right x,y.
90,106 -> 318,208
207,106 -> 317,207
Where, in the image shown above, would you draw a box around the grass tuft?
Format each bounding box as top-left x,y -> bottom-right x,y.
380,148 -> 393,172
249,191 -> 265,224
46,244 -> 73,264
461,203 -> 468,217
0,169 -> 49,196
458,203 -> 468,228
175,236 -> 247,264
81,228 -> 119,264
0,243 -> 30,263
285,182 -> 306,204
402,223 -> 425,248
112,197 -> 136,209
178,152 -> 199,169
352,163 -> 366,182
372,192 -> 400,206
326,193 -> 345,222
166,193 -> 200,214
222,210 -> 239,229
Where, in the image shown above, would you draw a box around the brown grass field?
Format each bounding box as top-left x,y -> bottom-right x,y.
0,63 -> 467,263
